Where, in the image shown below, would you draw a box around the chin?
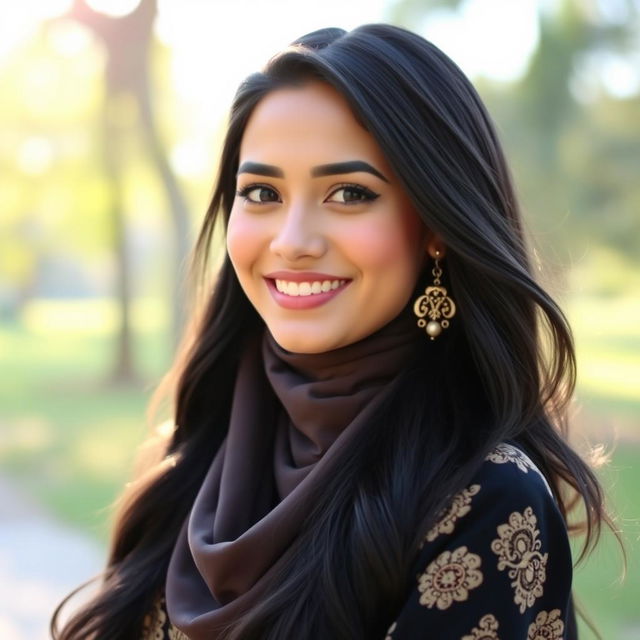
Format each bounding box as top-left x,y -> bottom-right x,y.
266,327 -> 344,354
271,335 -> 334,354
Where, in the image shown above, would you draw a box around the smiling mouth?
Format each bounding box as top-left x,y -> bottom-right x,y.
273,278 -> 348,297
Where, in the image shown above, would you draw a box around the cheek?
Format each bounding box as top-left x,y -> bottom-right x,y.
346,209 -> 424,278
226,211 -> 262,274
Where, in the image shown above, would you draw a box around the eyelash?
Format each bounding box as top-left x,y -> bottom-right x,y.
329,183 -> 380,204
235,183 -> 380,205
236,183 -> 279,204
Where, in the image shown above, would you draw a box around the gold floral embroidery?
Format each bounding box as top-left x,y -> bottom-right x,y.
417,545 -> 483,610
169,627 -> 189,640
527,609 -> 565,639
462,614 -> 500,640
490,507 -> 548,613
486,444 -> 553,497
486,443 -> 536,474
141,596 -> 166,640
422,484 -> 481,545
384,621 -> 397,639
141,595 -> 189,640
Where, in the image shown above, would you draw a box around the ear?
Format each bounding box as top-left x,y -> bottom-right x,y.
425,233 -> 446,260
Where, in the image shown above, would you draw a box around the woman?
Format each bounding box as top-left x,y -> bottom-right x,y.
52,24 -> 610,640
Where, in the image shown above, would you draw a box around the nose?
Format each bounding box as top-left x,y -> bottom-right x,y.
269,204 -> 327,261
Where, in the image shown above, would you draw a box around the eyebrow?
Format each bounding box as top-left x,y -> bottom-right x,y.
237,161 -> 283,178
312,161 -> 389,182
237,160 -> 389,183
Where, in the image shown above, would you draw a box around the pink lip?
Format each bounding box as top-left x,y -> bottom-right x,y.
263,274 -> 351,310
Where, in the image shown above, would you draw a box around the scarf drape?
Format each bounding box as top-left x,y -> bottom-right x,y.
165,310 -> 419,638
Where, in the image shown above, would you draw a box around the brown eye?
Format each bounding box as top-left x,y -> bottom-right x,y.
326,184 -> 379,204
237,185 -> 280,203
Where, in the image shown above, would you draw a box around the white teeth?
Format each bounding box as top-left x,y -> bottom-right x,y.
274,279 -> 347,297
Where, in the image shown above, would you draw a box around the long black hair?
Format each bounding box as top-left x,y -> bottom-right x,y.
52,23 -> 610,639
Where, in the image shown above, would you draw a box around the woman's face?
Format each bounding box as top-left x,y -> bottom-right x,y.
227,81 -> 430,353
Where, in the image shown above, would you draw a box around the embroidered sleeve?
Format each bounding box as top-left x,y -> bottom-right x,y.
384,445 -> 573,640
140,594 -> 188,640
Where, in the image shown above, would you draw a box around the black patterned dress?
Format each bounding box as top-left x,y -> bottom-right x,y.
142,443 -> 574,640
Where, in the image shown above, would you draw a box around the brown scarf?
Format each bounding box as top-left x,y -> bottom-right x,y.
165,309 -> 419,638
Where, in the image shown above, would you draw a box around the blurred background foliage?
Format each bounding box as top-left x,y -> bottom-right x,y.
0,0 -> 638,638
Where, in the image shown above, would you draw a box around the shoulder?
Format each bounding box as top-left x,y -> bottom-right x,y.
470,441 -> 556,514
482,442 -> 554,498
422,442 -> 563,549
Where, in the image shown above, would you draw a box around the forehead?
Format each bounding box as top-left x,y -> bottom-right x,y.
238,81 -> 387,165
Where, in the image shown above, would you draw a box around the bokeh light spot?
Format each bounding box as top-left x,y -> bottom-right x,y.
86,0 -> 141,18
23,0 -> 73,20
18,137 -> 55,175
46,19 -> 94,58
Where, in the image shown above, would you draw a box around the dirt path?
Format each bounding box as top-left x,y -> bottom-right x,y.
0,474 -> 105,640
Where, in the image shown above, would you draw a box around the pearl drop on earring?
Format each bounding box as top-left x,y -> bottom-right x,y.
426,320 -> 442,338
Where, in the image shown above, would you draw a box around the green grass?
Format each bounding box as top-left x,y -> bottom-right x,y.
573,446 -> 640,639
0,295 -> 638,637
568,295 -> 640,420
0,299 -> 172,539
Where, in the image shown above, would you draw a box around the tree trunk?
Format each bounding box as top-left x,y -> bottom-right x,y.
66,0 -> 192,381
136,72 -> 191,350
102,97 -> 138,384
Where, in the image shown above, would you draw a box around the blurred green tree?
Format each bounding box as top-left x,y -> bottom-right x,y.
64,0 -> 191,382
389,0 -> 640,280
0,25 -> 108,317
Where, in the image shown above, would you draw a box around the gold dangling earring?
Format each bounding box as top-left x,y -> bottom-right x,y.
413,251 -> 457,340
